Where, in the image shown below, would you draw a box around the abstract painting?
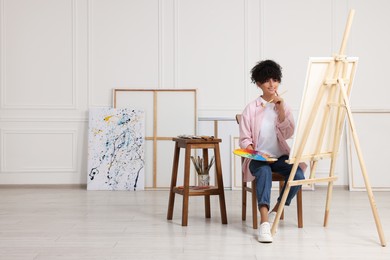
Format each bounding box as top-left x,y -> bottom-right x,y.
87,108 -> 145,190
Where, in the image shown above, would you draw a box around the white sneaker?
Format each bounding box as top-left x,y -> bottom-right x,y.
268,211 -> 277,225
258,222 -> 273,243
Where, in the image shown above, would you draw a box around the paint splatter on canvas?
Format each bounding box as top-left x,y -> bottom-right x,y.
87,108 -> 145,190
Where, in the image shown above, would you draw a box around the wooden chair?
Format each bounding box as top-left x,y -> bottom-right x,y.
236,114 -> 303,229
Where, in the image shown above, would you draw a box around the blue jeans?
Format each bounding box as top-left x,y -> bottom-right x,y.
249,155 -> 305,209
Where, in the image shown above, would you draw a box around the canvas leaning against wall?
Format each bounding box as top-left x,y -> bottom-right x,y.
87,108 -> 145,190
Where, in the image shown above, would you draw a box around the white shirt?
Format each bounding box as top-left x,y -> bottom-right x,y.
256,98 -> 283,158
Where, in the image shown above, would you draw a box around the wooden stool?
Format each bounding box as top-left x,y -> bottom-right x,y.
167,137 -> 228,226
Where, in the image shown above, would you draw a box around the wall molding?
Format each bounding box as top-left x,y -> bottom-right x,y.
158,0 -> 163,89
87,0 -> 93,108
0,0 -> 77,110
87,0 -> 163,107
0,117 -> 88,122
0,0 -> 4,109
173,0 -> 179,88
243,0 -> 249,105
0,128 -> 78,173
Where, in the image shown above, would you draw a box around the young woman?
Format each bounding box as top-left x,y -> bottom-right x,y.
239,60 -> 306,243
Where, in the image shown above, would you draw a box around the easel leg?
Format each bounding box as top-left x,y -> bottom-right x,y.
348,118 -> 386,246
340,80 -> 387,246
323,179 -> 334,227
271,163 -> 300,235
323,154 -> 339,227
272,184 -> 289,235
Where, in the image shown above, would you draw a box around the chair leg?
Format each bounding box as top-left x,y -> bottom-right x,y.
242,181 -> 247,221
297,188 -> 303,228
279,181 -> 285,220
251,181 -> 258,229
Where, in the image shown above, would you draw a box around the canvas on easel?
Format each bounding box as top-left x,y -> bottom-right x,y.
271,9 -> 386,246
289,57 -> 358,162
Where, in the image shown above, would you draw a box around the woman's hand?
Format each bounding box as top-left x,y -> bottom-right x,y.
246,145 -> 254,150
271,95 -> 284,105
273,92 -> 286,122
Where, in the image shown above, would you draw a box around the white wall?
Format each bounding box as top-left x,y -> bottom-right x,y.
1,0 -> 389,189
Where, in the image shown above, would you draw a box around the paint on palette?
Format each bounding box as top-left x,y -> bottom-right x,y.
233,148 -> 277,162
87,108 -> 145,190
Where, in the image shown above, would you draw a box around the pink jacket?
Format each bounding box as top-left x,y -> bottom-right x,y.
239,97 -> 307,182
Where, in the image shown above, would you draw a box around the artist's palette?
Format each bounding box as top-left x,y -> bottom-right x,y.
233,149 -> 277,162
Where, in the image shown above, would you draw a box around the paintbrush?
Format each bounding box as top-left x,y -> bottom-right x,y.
262,90 -> 288,107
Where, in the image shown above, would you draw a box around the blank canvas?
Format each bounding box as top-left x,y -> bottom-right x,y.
289,57 -> 358,162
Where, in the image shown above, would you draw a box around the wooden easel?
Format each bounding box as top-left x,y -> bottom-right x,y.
271,9 -> 386,247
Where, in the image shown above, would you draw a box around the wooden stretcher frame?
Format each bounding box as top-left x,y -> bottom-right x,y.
113,89 -> 197,189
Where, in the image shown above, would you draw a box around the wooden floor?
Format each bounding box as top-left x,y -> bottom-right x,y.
0,186 -> 389,260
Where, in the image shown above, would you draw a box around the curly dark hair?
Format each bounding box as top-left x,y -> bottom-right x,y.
250,60 -> 282,84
